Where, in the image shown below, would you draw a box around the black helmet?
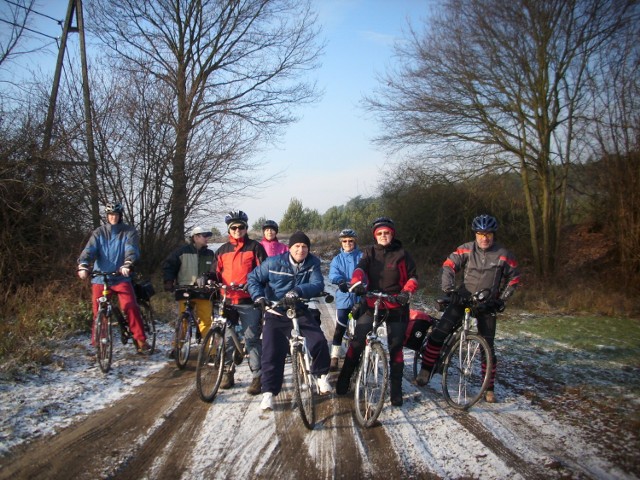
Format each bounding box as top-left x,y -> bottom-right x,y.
225,210 -> 249,226
105,202 -> 124,215
339,228 -> 357,239
371,216 -> 395,233
471,214 -> 498,232
262,220 -> 279,233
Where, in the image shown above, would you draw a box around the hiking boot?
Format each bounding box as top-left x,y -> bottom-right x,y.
485,390 -> 496,403
167,348 -> 176,359
247,376 -> 262,396
390,362 -> 404,407
136,340 -> 152,355
260,392 -> 273,411
317,374 -> 332,394
220,371 -> 235,389
336,357 -> 358,395
416,366 -> 431,386
329,357 -> 339,372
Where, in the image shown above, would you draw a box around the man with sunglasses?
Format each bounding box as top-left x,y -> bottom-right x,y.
415,214 -> 520,403
213,210 -> 267,394
328,228 -> 362,371
336,217 -> 418,407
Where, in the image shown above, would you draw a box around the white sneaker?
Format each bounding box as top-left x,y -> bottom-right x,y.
260,392 -> 273,411
317,374 -> 333,394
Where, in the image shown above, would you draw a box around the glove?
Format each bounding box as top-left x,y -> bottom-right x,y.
284,290 -> 299,307
164,280 -> 174,292
443,287 -> 460,306
494,298 -> 505,313
120,261 -> 132,277
396,291 -> 410,306
338,281 -> 349,293
350,282 -> 367,296
254,297 -> 268,311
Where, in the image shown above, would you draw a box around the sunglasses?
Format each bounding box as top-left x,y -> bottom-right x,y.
230,225 -> 247,231
375,230 -> 392,236
341,240 -> 355,244
476,232 -> 494,238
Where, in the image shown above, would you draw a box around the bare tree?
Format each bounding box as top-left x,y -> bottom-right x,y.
364,0 -> 636,276
0,0 -> 37,69
87,0 -> 323,245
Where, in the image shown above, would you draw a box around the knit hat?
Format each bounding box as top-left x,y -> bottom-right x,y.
289,231 -> 311,248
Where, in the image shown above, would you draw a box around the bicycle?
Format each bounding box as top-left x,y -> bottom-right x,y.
352,291 -> 399,428
340,311 -> 356,354
196,283 -> 248,403
173,285 -> 214,369
92,271 -> 153,373
411,288 -> 493,410
261,292 -> 334,430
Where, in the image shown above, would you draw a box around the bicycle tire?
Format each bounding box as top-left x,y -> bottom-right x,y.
354,342 -> 388,427
96,311 -> 113,373
292,345 -> 316,430
196,328 -> 226,402
174,313 -> 192,369
441,333 -> 492,410
138,301 -> 156,354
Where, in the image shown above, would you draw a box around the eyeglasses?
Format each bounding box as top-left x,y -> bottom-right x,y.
341,240 -> 355,244
230,225 -> 246,231
476,232 -> 494,238
375,230 -> 392,236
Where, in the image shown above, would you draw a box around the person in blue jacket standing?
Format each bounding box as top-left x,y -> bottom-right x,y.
328,229 -> 362,371
248,231 -> 332,411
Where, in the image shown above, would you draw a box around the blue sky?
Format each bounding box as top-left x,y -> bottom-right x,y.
1,0 -> 430,227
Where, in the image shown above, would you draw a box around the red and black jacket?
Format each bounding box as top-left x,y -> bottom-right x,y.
352,238 -> 419,309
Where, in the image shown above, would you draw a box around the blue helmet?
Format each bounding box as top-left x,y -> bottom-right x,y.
105,202 -> 124,215
339,228 -> 357,238
471,214 -> 498,233
262,220 -> 279,233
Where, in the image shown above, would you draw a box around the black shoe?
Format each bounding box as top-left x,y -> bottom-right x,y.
390,394 -> 403,407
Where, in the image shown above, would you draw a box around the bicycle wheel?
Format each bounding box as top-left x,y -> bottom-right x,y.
174,313 -> 192,369
96,311 -> 113,373
196,328 -> 226,402
354,342 -> 388,427
441,333 -> 492,410
292,346 -> 316,430
138,301 -> 156,354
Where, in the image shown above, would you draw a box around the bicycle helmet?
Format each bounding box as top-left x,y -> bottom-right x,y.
262,219 -> 279,233
339,228 -> 357,239
224,210 -> 249,226
371,216 -> 395,235
105,202 -> 124,215
471,214 -> 498,233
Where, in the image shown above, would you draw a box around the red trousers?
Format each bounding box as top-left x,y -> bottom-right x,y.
91,282 -> 146,345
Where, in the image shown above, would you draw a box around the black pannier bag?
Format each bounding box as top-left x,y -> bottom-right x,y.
134,281 -> 156,301
403,309 -> 434,351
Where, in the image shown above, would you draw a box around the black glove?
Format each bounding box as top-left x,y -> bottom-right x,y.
350,282 -> 367,296
338,281 -> 349,293
164,280 -> 174,292
494,298 -> 505,313
284,290 -> 299,307
396,291 -> 410,306
254,297 -> 268,311
443,287 -> 460,306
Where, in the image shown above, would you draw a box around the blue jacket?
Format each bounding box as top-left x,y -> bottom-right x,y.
247,252 -> 324,302
78,223 -> 140,285
329,247 -> 362,309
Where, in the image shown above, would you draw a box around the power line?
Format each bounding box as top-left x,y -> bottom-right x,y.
2,0 -> 64,40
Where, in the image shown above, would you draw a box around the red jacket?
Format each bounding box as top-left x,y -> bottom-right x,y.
215,235 -> 267,304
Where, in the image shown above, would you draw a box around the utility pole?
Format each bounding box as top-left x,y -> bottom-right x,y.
41,0 -> 100,227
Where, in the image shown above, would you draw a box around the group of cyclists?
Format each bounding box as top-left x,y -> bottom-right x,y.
78,202 -> 520,409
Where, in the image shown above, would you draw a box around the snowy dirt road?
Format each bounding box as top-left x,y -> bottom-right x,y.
0,300 -> 638,479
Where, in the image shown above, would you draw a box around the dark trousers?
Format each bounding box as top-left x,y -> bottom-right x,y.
261,309 -> 330,395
